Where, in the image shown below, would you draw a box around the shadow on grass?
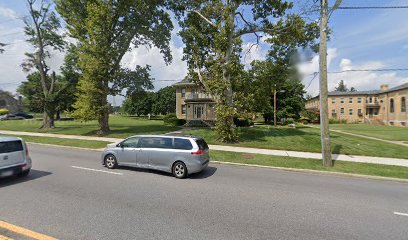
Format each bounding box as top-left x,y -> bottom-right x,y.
0,169 -> 52,188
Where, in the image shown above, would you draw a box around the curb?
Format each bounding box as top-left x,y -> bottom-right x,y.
27,142 -> 408,183
210,161 -> 408,183
27,142 -> 105,152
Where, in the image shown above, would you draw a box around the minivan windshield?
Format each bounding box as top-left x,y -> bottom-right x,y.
0,140 -> 23,154
195,139 -> 209,150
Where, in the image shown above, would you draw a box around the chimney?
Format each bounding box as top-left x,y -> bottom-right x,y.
380,84 -> 389,91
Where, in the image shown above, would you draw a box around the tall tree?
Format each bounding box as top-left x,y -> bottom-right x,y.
22,0 -> 66,129
172,0 -> 317,142
152,86 -> 176,115
122,91 -> 155,116
335,80 -> 348,92
55,0 -> 173,135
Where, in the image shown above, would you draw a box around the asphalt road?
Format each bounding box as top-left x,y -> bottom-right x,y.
1,144 -> 407,240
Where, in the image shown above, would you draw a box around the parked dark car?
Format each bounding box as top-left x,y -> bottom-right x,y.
14,112 -> 34,119
0,114 -> 25,121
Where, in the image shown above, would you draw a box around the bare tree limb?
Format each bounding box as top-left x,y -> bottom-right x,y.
189,10 -> 218,29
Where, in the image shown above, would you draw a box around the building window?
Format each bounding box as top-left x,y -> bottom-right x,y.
340,98 -> 344,104
332,98 -> 336,104
331,109 -> 336,113
402,97 -> 406,112
181,88 -> 186,98
191,88 -> 196,95
390,98 -> 394,113
349,97 -> 353,103
349,109 -> 353,115
358,109 -> 362,115
340,108 -> 344,114
369,96 -> 372,103
357,98 -> 362,103
182,104 -> 186,114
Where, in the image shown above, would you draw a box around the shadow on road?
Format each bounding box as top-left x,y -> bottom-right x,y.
118,165 -> 217,179
189,166 -> 217,179
0,169 -> 52,188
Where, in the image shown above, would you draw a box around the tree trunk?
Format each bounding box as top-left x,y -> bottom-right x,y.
97,80 -> 110,135
97,109 -> 110,135
40,107 -> 55,129
56,111 -> 61,120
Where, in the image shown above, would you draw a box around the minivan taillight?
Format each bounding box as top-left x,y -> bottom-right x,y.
24,143 -> 29,158
191,149 -> 205,155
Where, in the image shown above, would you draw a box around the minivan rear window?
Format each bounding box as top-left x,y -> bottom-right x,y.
0,140 -> 23,154
174,138 -> 193,150
195,139 -> 209,150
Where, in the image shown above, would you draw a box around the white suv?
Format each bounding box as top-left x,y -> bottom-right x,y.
0,136 -> 32,178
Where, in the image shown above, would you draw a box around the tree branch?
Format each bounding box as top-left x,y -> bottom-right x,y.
189,10 -> 218,29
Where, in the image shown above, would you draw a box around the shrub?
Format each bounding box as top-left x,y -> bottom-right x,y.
233,117 -> 253,127
0,108 -> 9,115
163,113 -> 186,126
283,118 -> 295,125
329,118 -> 347,124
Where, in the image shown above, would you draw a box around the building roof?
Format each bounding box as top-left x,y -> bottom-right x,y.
173,79 -> 196,87
310,82 -> 408,99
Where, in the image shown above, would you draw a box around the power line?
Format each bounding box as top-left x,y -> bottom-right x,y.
338,6 -> 408,10
328,68 -> 408,74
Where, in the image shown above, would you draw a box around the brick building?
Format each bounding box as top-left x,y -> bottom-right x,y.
305,83 -> 408,126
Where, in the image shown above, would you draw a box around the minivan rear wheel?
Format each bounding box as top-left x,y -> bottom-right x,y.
172,161 -> 187,179
105,154 -> 118,169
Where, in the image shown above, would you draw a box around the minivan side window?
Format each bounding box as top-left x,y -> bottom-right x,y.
195,139 -> 209,150
174,138 -> 193,150
120,137 -> 139,148
140,137 -> 173,149
0,140 -> 23,154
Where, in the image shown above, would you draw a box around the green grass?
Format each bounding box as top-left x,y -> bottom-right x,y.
187,126 -> 408,159
329,124 -> 408,141
211,150 -> 408,180
0,116 -> 180,138
21,135 -> 110,149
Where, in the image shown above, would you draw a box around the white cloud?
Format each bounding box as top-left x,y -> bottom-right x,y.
0,7 -> 18,19
298,50 -> 408,96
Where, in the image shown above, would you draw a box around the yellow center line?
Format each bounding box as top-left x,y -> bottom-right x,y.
0,234 -> 14,240
0,221 -> 57,240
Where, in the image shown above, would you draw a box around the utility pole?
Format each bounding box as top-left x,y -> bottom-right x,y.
319,0 -> 332,167
273,84 -> 277,127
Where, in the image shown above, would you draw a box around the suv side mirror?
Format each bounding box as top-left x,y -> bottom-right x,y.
117,143 -> 123,148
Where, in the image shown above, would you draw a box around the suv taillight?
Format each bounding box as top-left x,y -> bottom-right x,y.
191,149 -> 205,155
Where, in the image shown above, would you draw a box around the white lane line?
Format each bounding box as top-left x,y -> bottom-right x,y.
71,166 -> 123,175
393,211 -> 408,217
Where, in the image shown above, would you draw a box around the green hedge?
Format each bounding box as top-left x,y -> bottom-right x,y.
0,108 -> 9,115
163,114 -> 186,126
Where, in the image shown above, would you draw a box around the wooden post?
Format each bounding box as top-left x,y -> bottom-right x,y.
319,0 -> 332,167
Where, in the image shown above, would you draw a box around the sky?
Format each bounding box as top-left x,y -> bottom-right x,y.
1,0 -> 408,105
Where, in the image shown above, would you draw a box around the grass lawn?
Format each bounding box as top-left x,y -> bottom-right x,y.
211,150 -> 408,180
329,124 -> 408,141
21,135 -> 110,149
186,125 -> 408,159
0,116 -> 180,138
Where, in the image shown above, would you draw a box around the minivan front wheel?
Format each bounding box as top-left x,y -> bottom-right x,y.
172,161 -> 188,179
105,155 -> 118,169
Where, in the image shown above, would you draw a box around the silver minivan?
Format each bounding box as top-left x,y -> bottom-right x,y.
0,136 -> 32,178
102,134 -> 210,178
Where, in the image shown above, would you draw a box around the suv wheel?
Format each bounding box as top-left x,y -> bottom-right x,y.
105,155 -> 118,169
172,161 -> 187,179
